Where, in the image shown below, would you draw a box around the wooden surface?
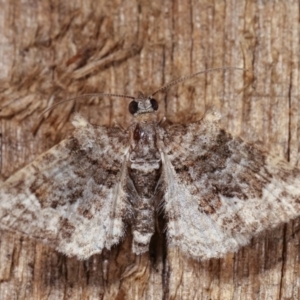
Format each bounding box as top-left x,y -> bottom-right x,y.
0,0 -> 300,299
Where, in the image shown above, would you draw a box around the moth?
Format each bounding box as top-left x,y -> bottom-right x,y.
1,68 -> 300,260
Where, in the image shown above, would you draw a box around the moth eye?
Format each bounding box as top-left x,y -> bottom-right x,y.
129,101 -> 138,115
150,98 -> 158,111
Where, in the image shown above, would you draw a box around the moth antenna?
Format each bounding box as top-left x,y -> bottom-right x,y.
40,93 -> 136,116
150,67 -> 247,97
40,67 -> 246,117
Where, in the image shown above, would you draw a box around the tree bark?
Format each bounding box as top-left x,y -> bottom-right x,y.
0,0 -> 300,299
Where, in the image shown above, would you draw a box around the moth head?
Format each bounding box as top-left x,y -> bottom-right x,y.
128,97 -> 159,116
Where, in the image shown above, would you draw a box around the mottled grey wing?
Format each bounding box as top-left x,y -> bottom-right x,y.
0,114 -> 130,259
160,111 -> 300,260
